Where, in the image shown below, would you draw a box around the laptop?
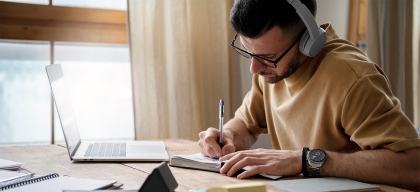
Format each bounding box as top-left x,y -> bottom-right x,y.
45,64 -> 169,162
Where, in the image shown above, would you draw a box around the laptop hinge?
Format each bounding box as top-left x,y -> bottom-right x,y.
70,140 -> 82,159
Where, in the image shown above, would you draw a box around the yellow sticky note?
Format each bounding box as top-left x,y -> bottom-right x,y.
206,182 -> 266,192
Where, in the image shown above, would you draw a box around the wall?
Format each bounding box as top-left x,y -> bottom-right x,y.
236,0 -> 352,103
316,0 -> 350,40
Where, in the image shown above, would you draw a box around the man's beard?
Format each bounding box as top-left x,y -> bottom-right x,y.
259,49 -> 302,84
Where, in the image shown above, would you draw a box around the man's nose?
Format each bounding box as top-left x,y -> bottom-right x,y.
250,57 -> 267,74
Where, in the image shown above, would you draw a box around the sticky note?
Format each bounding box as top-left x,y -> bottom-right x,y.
206,182 -> 266,192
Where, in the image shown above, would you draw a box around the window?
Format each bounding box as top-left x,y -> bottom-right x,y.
1,0 -> 47,4
0,0 -> 132,144
53,0 -> 127,10
0,41 -> 51,144
53,43 -> 134,141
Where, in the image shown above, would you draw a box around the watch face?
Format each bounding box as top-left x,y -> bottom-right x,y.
309,149 -> 326,162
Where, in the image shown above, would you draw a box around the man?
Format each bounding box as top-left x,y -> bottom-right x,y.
197,0 -> 420,191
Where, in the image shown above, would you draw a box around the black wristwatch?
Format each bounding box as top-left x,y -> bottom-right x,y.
306,149 -> 327,177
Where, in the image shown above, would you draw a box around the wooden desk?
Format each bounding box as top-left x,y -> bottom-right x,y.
0,139 -> 411,192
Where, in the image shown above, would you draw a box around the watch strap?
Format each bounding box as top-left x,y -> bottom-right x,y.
302,147 -> 309,177
308,166 -> 321,177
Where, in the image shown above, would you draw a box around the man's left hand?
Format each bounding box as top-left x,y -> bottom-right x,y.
219,148 -> 302,179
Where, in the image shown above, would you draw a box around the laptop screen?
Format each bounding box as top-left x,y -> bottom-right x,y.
46,64 -> 81,157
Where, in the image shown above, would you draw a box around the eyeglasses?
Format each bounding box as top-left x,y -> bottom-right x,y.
230,31 -> 303,68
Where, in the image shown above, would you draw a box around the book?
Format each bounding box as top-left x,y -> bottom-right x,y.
265,177 -> 380,192
0,171 -> 116,192
169,153 -> 282,180
0,159 -> 23,170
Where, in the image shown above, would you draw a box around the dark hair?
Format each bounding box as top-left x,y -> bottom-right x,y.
230,0 -> 317,39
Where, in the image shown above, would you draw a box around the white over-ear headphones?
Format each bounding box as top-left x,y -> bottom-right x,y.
286,0 -> 326,57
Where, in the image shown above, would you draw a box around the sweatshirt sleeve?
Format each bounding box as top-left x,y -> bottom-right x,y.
342,73 -> 420,152
235,75 -> 268,135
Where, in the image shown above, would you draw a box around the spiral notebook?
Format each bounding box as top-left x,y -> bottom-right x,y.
0,171 -> 116,192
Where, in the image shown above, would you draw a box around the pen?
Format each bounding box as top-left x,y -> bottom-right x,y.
0,173 -> 35,187
219,99 -> 224,149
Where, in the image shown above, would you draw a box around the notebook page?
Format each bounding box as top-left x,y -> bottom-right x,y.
174,153 -> 220,164
5,176 -> 116,192
0,171 -> 26,180
0,158 -> 23,170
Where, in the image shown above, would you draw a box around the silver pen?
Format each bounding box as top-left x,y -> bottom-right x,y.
218,99 -> 224,148
0,173 -> 35,187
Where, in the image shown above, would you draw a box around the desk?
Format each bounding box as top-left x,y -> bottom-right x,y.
0,139 -> 411,192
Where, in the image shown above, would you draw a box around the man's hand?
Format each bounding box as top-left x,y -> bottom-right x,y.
219,149 -> 302,179
198,127 -> 236,158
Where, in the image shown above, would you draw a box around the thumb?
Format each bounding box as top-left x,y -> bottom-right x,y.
221,143 -> 235,156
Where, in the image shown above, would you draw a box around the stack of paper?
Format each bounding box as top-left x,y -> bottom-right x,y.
0,158 -> 23,170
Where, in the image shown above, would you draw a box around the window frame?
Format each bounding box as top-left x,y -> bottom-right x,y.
0,1 -> 128,144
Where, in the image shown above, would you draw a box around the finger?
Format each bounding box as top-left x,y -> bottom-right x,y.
237,165 -> 269,179
203,128 -> 223,157
221,144 -> 235,156
198,141 -> 209,157
226,156 -> 265,177
198,131 -> 206,139
220,149 -> 256,161
204,143 -> 218,159
200,149 -> 209,157
220,149 -> 270,161
198,137 -> 218,158
219,151 -> 237,162
220,152 -> 245,174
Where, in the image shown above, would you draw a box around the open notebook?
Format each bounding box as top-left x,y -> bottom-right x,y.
0,158 -> 23,170
170,153 -> 282,180
0,171 -> 116,192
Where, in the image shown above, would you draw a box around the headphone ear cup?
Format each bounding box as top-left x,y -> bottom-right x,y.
299,30 -> 311,56
299,27 -> 327,57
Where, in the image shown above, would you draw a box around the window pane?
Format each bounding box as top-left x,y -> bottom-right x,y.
0,0 -> 48,5
0,42 -> 51,144
54,43 -> 134,142
52,0 -> 126,10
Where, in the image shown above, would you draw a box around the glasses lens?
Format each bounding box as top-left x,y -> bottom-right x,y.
231,35 -> 276,68
254,56 -> 276,68
233,47 -> 251,59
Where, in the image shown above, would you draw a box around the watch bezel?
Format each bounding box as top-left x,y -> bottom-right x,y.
308,149 -> 326,163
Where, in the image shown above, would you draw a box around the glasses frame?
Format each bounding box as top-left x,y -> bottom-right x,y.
230,31 -> 304,68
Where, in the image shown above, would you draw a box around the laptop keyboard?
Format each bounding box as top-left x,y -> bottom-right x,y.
84,143 -> 126,157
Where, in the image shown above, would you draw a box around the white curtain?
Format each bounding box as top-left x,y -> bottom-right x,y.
367,0 -> 420,127
127,0 -> 252,140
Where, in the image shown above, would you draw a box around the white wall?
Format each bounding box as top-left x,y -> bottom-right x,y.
315,0 -> 350,40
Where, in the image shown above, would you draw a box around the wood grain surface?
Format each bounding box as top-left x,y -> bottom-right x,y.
0,140 -> 412,192
0,144 -> 147,189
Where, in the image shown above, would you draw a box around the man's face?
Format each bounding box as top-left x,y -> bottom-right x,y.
240,27 -> 304,84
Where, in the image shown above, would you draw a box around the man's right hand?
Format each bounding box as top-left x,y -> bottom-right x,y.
198,127 -> 236,159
